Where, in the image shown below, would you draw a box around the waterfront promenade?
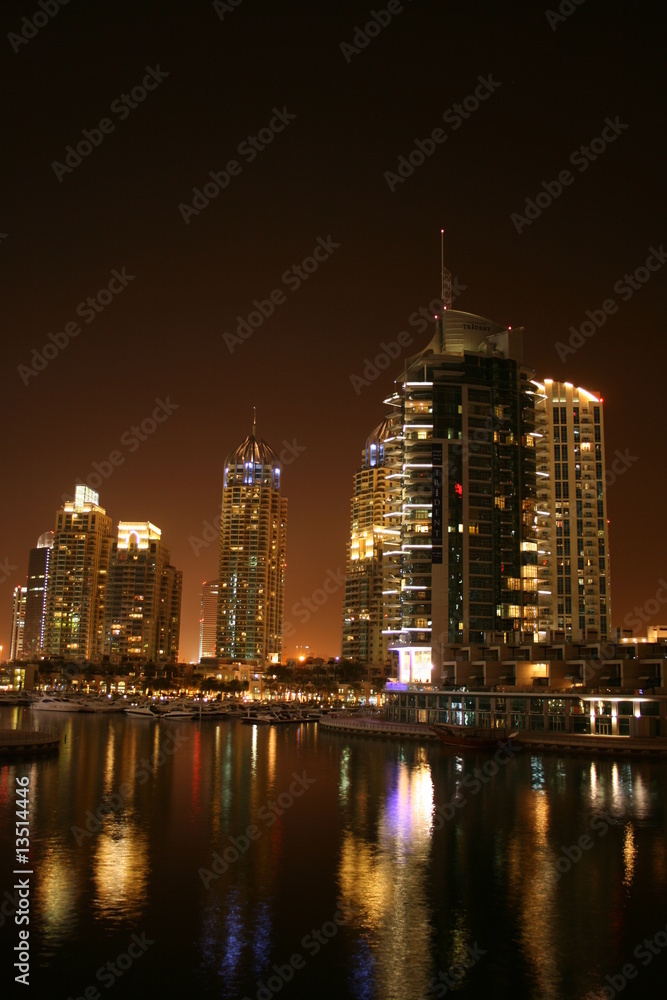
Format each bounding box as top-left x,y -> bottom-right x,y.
319,714 -> 439,740
320,713 -> 667,755
0,728 -> 60,756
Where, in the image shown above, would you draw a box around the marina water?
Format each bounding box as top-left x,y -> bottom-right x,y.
1,707 -> 666,999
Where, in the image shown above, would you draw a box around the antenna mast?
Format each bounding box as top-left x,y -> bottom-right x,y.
252,406 -> 256,437
441,228 -> 452,310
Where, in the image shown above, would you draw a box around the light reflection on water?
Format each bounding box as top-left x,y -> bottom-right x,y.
338,757 -> 434,1000
623,823 -> 637,889
0,710 -> 666,1000
91,823 -> 149,923
35,841 -> 81,951
515,792 -> 561,1000
267,726 -> 276,791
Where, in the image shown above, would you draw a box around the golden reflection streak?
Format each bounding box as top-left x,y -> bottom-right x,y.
92,824 -> 149,922
337,761 -> 434,1000
119,723 -> 139,797
623,822 -> 637,889
631,773 -> 648,818
103,731 -> 115,795
507,791 -> 561,1000
251,726 -> 257,778
610,762 -> 625,814
267,727 -> 276,791
34,843 -> 81,943
339,748 -> 350,806
533,791 -> 549,840
588,761 -> 599,808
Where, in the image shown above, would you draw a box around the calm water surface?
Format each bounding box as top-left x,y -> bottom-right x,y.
1,707 -> 666,999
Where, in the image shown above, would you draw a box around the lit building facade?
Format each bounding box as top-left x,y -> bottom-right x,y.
199,580 -> 219,661
534,380 -> 611,640
104,521 -> 182,662
217,430 -> 287,664
341,420 -> 396,665
10,586 -> 27,661
22,531 -> 54,658
156,563 -> 182,662
383,310 -> 539,683
43,485 -> 112,661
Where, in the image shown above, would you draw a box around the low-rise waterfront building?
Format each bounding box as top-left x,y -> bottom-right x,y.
385,685 -> 666,738
385,637 -> 667,738
438,636 -> 665,691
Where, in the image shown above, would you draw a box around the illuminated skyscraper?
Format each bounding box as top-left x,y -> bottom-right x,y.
383,309 -> 539,683
217,427 -> 287,664
104,521 -> 182,663
341,418 -> 399,664
22,531 -> 54,658
199,580 -> 219,661
9,586 -> 27,661
534,380 -> 611,640
43,485 -> 112,661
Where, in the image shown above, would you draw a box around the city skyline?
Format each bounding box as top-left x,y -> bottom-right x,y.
0,323 -> 661,664
1,1 -> 664,664
9,487 -> 183,665
1,331 -> 651,666
1,5 -> 665,999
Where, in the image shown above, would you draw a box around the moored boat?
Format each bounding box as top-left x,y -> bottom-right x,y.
31,695 -> 84,713
79,697 -> 126,713
0,692 -> 35,706
161,707 -> 196,719
124,704 -> 159,718
430,723 -> 517,749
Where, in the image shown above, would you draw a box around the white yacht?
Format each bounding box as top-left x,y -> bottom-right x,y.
124,704 -> 158,718
31,695 -> 84,713
80,697 -> 126,713
161,705 -> 196,719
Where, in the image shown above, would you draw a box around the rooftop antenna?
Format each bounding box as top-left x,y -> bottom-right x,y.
441,228 -> 452,310
252,406 -> 256,437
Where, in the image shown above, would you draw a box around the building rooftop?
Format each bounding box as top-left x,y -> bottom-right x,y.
225,433 -> 280,469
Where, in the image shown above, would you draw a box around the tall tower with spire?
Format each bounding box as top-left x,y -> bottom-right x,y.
382,307 -> 539,682
356,237 -> 541,683
216,418 -> 287,664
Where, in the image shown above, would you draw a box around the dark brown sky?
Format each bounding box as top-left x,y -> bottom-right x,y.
1,0 -> 665,663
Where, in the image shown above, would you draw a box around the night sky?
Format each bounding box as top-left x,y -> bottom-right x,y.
1,0 -> 664,663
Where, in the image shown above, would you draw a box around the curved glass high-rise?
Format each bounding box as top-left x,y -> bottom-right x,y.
382,309 -> 540,683
341,417 -> 401,665
216,430 -> 287,664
